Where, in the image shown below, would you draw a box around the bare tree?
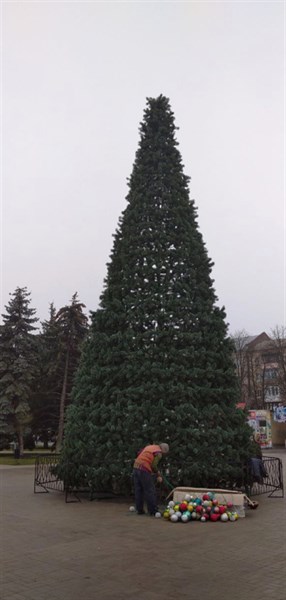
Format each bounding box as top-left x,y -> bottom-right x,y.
231,330 -> 249,403
231,330 -> 271,408
271,326 -> 286,404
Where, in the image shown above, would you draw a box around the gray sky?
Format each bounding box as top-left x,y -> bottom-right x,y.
2,0 -> 285,335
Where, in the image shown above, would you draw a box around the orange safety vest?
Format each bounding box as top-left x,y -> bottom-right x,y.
133,445 -> 162,473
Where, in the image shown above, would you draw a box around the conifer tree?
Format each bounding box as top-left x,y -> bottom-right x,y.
55,293 -> 89,451
0,287 -> 38,454
60,96 -> 252,491
31,296 -> 88,449
31,303 -> 62,446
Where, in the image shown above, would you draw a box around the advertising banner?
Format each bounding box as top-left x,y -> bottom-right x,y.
247,410 -> 272,448
273,406 -> 286,423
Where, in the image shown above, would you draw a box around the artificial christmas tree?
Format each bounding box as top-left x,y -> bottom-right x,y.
59,96 -> 251,491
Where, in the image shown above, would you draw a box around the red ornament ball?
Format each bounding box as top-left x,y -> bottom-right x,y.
210,513 -> 220,522
202,494 -> 210,501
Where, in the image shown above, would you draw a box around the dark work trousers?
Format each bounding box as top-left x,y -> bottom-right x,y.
133,468 -> 158,515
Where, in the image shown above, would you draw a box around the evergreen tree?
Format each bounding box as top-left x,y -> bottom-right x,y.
31,297 -> 88,450
60,96 -> 252,491
0,287 -> 38,454
54,293 -> 89,451
31,303 -> 62,446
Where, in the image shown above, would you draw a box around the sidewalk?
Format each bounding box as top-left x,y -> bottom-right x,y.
1,452 -> 285,600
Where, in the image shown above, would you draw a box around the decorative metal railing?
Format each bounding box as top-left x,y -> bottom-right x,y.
34,453 -> 284,503
249,456 -> 284,498
34,454 -> 64,493
34,454 -> 122,502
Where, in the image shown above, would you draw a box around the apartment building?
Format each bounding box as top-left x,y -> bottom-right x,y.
233,331 -> 286,445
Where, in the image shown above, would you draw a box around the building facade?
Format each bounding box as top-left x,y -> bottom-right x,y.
233,331 -> 286,445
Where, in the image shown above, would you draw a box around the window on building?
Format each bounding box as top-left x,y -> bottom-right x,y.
264,368 -> 278,380
265,386 -> 280,399
262,353 -> 278,363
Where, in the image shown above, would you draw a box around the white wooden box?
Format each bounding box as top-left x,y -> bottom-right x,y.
170,486 -> 245,517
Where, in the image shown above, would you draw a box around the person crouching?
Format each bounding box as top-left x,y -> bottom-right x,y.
133,443 -> 169,516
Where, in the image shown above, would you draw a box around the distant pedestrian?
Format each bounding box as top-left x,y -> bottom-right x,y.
133,443 -> 169,516
11,440 -> 20,459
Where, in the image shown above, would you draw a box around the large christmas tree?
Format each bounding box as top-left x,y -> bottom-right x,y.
60,95 -> 251,491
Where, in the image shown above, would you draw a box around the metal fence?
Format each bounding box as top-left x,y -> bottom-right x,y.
34,453 -> 284,503
249,456 -> 284,498
34,454 -> 64,494
34,454 -> 120,502
34,454 -> 94,502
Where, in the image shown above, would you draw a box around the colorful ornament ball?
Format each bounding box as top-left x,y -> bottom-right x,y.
161,493 -> 239,524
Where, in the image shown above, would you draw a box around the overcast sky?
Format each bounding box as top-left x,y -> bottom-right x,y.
1,0 -> 285,335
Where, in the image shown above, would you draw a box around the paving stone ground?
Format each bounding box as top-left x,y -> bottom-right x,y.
1,449 -> 285,600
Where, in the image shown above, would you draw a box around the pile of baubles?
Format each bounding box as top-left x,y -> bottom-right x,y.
162,492 -> 239,523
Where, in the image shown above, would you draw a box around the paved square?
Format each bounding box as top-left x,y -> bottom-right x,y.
1,450 -> 285,600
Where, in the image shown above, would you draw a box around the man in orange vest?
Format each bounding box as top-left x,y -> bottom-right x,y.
133,443 -> 169,515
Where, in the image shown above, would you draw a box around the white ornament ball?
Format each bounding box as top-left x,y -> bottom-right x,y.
200,516 -> 206,522
129,506 -> 136,512
181,513 -> 189,523
176,511 -> 182,519
184,494 -> 191,502
220,513 -> 229,522
168,501 -> 175,508
155,512 -> 161,518
169,508 -> 175,516
170,514 -> 179,522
